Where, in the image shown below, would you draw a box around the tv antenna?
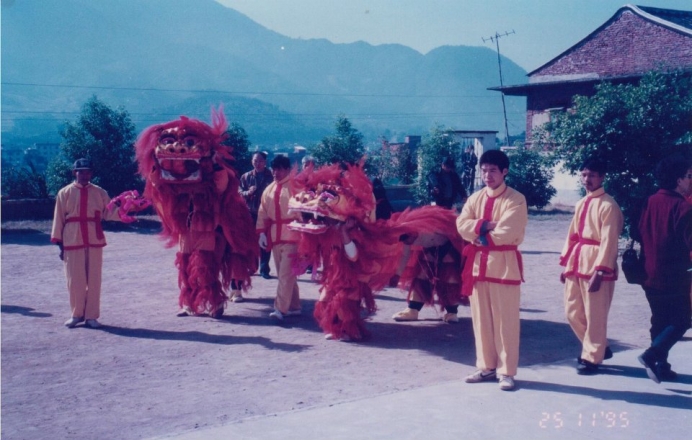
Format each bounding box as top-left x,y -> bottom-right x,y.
483,30 -> 515,147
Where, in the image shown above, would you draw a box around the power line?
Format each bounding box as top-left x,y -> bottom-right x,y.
1,81 -> 505,100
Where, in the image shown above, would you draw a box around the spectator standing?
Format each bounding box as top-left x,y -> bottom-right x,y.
256,155 -> 302,320
637,154 -> 692,383
427,157 -> 467,209
462,145 -> 478,193
51,159 -> 123,329
559,158 -> 623,375
456,149 -> 527,391
240,151 -> 273,283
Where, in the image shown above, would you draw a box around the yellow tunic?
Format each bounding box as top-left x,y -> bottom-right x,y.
51,182 -> 120,249
560,187 -> 623,279
256,174 -> 301,247
456,182 -> 527,287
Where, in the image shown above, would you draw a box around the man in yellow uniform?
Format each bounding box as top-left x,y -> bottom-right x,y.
456,149 -> 527,391
51,159 -> 123,329
256,155 -> 301,320
560,157 -> 623,375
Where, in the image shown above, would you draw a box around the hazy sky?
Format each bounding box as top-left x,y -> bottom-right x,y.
215,0 -> 692,72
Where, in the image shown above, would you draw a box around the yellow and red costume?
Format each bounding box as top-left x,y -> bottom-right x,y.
135,109 -> 258,316
456,182 -> 527,377
51,182 -> 121,320
560,187 -> 623,364
256,173 -> 302,314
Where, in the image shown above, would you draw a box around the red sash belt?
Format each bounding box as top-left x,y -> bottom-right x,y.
560,233 -> 600,268
66,211 -> 104,241
263,218 -> 296,250
461,243 -> 523,295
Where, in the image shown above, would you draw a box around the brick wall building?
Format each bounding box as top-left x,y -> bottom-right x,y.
492,4 -> 692,145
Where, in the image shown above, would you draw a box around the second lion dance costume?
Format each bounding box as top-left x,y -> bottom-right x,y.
135,109 -> 259,317
288,162 -> 465,340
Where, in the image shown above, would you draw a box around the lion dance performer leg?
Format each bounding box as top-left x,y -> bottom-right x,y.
135,109 -> 258,318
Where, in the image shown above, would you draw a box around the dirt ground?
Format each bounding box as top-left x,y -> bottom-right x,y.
1,213 -> 653,440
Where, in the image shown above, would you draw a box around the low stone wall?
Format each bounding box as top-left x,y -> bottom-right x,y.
1,198 -> 55,221
1,186 -> 418,221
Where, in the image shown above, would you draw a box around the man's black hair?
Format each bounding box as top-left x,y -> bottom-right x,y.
479,149 -> 510,171
252,151 -> 267,160
655,153 -> 691,190
271,154 -> 291,170
442,157 -> 456,169
580,157 -> 607,175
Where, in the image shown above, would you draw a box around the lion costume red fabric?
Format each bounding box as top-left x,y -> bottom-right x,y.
388,206 -> 468,310
135,109 -> 258,317
288,163 -> 470,339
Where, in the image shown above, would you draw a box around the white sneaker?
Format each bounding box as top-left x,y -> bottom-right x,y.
64,317 -> 84,328
324,332 -> 351,342
230,291 -> 244,303
84,319 -> 102,329
269,309 -> 284,321
443,313 -> 458,323
176,307 -> 193,317
465,369 -> 497,383
498,375 -> 515,391
392,308 -> 419,321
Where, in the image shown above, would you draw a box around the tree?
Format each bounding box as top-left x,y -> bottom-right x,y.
310,115 -> 365,166
46,96 -> 141,196
536,71 -> 692,232
223,122 -> 253,176
1,161 -> 49,199
414,125 -> 461,204
505,148 -> 556,209
367,139 -> 398,183
394,140 -> 417,185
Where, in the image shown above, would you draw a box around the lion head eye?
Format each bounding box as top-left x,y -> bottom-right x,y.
160,135 -> 176,145
183,136 -> 198,148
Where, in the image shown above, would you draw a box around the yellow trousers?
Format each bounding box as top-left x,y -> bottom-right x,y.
272,243 -> 300,313
470,281 -> 521,376
64,247 -> 103,320
564,277 -> 614,364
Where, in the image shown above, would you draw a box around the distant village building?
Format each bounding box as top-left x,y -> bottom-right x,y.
491,4 -> 692,146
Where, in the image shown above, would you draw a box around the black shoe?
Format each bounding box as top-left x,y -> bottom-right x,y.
637,351 -> 661,384
604,346 -> 613,360
576,358 -> 599,375
657,363 -> 678,382
261,272 -> 271,280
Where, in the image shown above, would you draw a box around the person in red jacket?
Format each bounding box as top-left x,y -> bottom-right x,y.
637,153 -> 692,383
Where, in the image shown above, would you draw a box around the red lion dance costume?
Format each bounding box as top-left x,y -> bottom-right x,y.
288,163 -> 398,341
289,163 -> 463,341
135,109 -> 258,318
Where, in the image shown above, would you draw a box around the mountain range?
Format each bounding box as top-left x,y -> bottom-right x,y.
1,0 -> 528,148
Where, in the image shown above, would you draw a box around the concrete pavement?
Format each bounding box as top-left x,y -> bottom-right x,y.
154,340 -> 691,440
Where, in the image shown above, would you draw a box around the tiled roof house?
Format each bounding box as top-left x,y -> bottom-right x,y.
493,4 -> 692,145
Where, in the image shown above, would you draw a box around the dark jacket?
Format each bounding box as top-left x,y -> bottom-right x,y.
638,189 -> 692,291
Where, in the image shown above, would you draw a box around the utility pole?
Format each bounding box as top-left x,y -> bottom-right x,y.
483,30 -> 515,147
